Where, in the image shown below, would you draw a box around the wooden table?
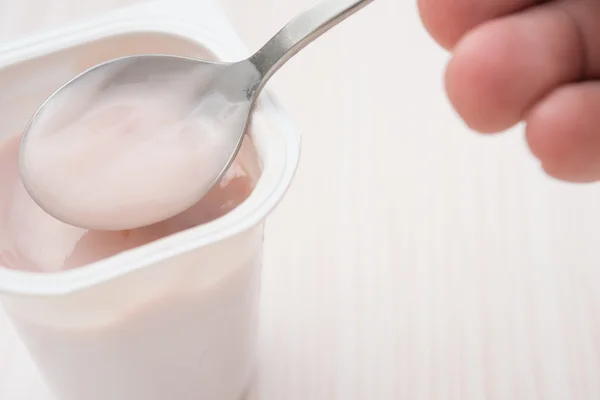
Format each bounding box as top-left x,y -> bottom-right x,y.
3,0 -> 600,399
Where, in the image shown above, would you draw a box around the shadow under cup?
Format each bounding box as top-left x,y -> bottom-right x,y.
0,30 -> 300,400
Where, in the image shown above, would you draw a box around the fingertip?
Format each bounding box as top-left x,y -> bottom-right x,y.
526,83 -> 600,182
525,90 -> 571,165
417,0 -> 462,50
444,7 -> 584,135
444,24 -> 523,134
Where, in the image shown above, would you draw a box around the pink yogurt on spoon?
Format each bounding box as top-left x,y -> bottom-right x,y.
18,79 -> 237,231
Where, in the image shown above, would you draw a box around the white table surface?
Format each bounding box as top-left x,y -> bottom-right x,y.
3,0 -> 600,399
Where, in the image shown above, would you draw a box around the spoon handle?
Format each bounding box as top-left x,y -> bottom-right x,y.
248,0 -> 375,94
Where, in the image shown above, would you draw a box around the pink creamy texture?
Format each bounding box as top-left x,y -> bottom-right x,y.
0,135 -> 255,272
19,86 -> 237,230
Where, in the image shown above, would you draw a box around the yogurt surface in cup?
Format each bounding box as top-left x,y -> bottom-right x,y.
0,133 -> 257,273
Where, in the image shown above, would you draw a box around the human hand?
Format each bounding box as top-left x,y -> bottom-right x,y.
418,0 -> 600,182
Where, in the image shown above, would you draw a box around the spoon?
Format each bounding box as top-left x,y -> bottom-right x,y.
18,0 -> 375,231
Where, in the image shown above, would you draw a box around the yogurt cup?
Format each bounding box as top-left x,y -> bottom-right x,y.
0,2 -> 301,400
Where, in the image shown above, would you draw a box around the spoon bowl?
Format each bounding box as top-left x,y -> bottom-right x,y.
18,55 -> 259,230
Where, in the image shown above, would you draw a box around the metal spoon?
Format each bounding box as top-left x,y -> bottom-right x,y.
18,0 -> 375,230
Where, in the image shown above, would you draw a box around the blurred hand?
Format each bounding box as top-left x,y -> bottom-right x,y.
418,0 -> 600,182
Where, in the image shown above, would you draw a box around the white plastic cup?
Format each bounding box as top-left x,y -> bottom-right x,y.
0,2 -> 300,400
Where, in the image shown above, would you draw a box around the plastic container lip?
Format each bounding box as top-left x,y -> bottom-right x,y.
0,13 -> 302,297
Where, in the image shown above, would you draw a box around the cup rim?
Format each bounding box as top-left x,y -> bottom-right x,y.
0,19 -> 301,296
